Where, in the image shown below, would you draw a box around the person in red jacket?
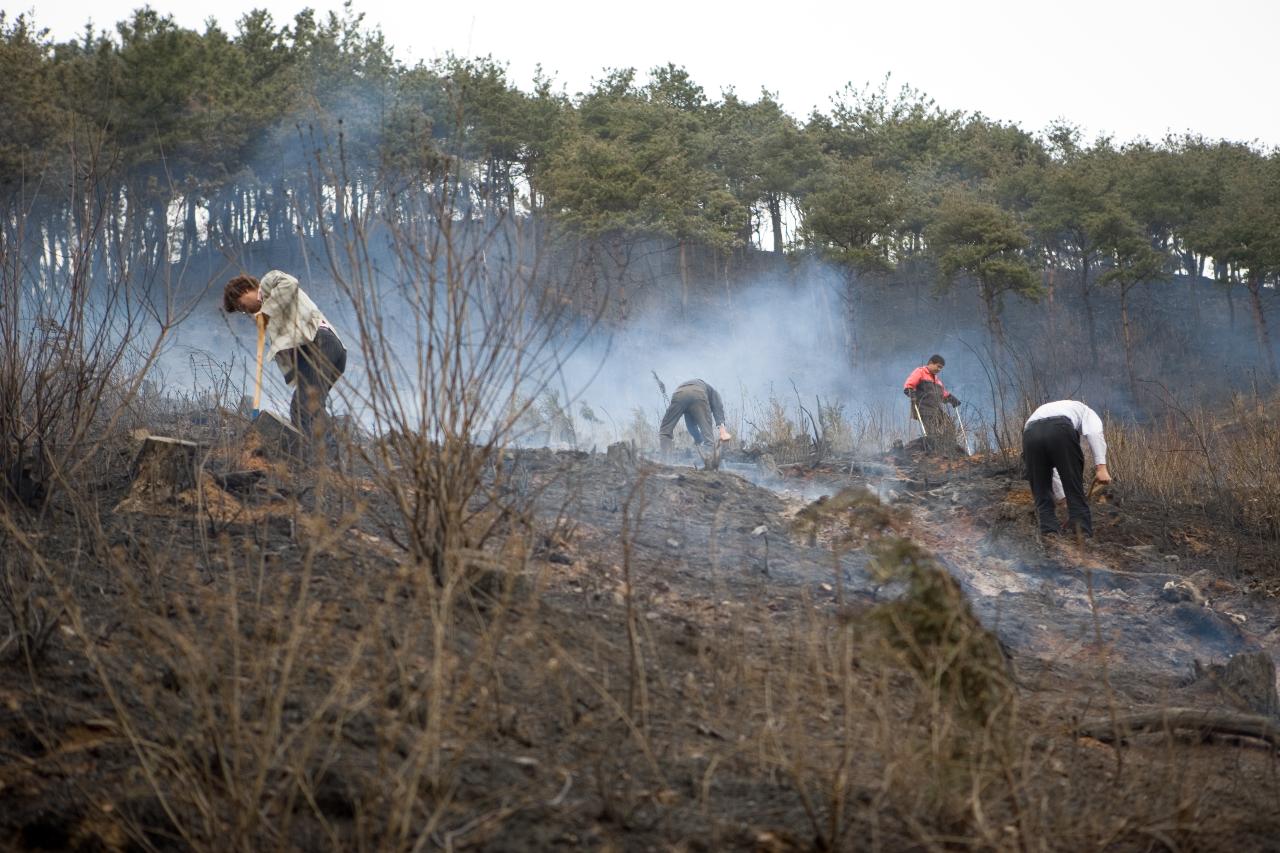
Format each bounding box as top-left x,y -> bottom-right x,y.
903,354 -> 962,453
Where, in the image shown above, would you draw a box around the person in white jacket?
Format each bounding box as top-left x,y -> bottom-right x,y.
224,271 -> 347,455
1022,400 -> 1112,537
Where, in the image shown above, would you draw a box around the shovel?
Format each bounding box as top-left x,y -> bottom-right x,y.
955,405 -> 973,456
251,313 -> 266,419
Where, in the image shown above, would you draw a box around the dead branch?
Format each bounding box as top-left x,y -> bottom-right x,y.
1076,707 -> 1280,748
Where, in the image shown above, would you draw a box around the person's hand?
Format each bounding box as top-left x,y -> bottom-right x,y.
946,395 -> 961,407
718,424 -> 731,442
1094,464 -> 1112,484
903,387 -> 916,399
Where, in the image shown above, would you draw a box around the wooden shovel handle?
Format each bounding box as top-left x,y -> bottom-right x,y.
253,313 -> 266,410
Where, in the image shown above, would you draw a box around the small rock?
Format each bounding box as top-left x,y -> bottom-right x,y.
1161,579 -> 1206,606
666,538 -> 681,548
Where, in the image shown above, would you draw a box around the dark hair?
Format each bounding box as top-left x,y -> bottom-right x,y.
927,354 -> 945,366
223,274 -> 259,313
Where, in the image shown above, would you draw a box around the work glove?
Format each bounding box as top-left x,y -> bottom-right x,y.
903,387 -> 917,399
946,395 -> 961,407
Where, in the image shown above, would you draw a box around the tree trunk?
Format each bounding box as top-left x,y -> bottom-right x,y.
1120,284 -> 1137,400
1044,265 -> 1057,341
1223,266 -> 1237,330
1246,271 -> 1278,382
1181,249 -> 1201,325
722,251 -> 733,310
182,196 -> 198,263
679,240 -> 689,314
1079,255 -> 1099,368
768,193 -> 784,254
982,283 -> 1005,352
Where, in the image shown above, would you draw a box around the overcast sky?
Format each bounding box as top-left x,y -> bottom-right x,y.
29,0 -> 1279,147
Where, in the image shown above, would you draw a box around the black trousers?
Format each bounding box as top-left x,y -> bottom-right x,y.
1022,416 -> 1091,536
284,327 -> 347,453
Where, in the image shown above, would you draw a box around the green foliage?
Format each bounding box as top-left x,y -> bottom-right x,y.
0,14 -> 67,185
538,66 -> 742,247
928,190 -> 1038,341
4,7 -> 1280,306
714,90 -> 818,249
798,154 -> 906,273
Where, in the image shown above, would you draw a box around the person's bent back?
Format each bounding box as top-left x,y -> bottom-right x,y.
658,379 -> 729,455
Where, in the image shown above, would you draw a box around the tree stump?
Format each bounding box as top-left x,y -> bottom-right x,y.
756,453 -> 781,481
3,451 -> 47,508
250,411 -> 302,458
606,440 -> 636,470
127,436 -> 199,502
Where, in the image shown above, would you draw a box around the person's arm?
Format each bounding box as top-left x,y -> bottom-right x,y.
707,385 -> 726,426
937,378 -> 960,405
258,270 -> 299,319
1052,470 -> 1066,502
903,367 -> 924,396
1079,405 -> 1110,482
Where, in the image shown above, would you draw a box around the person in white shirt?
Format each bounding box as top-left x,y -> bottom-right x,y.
224,271 -> 347,456
1022,400 -> 1112,537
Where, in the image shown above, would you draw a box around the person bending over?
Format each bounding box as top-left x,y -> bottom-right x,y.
1022,399 -> 1111,538
224,270 -> 347,456
658,379 -> 730,455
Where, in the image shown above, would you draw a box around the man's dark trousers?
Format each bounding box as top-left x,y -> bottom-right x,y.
1022,416 -> 1091,536
659,385 -> 715,451
287,326 -> 347,457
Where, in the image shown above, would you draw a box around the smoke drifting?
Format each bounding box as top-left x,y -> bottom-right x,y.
146,231 -> 1276,455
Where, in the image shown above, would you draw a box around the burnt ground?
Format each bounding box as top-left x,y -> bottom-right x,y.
2,429 -> 1280,850
533,444 -> 1280,701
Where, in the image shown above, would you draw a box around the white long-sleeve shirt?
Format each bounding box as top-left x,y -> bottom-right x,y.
258,270 -> 337,379
1026,400 -> 1107,500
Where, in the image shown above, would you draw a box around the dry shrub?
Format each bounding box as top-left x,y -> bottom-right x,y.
624,406 -> 658,453
1108,394 -> 1280,542
734,485 -> 1209,850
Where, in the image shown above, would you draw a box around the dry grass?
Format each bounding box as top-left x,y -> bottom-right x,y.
740,392 -> 911,464
3,136 -> 1276,851
1107,394 -> 1280,542
2,404 -> 1276,850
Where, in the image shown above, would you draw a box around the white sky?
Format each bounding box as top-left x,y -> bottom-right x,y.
28,0 -> 1280,147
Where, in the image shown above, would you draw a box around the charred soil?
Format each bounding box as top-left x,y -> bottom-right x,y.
2,426 -> 1279,851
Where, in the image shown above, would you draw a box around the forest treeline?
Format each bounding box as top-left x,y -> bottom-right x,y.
3,6 -> 1279,381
